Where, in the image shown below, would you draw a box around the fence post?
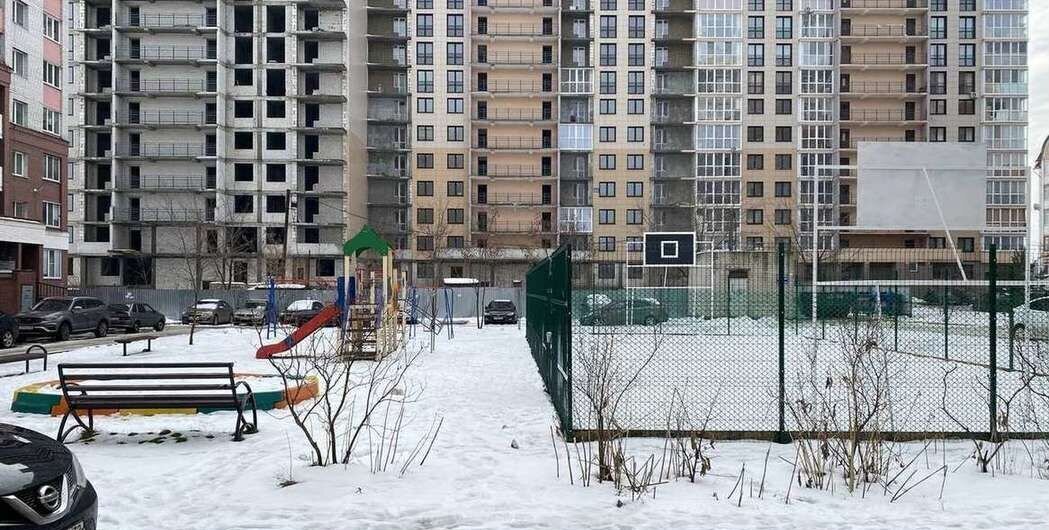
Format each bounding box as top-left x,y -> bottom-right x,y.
893,271 -> 899,351
776,244 -> 789,443
989,243 -> 998,442
725,275 -> 731,335
793,271 -> 799,336
1008,309 -> 1014,370
943,284 -> 949,360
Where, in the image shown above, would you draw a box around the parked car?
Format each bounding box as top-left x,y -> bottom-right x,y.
106,303 -> 166,333
579,298 -> 668,326
233,299 -> 270,326
483,300 -> 518,325
1010,296 -> 1049,341
16,297 -> 110,341
279,300 -> 328,327
180,299 -> 234,325
0,310 -> 18,348
0,423 -> 97,529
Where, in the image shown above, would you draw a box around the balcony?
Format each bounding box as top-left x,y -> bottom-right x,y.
116,78 -> 213,96
367,0 -> 410,12
473,108 -> 553,123
474,24 -> 557,39
474,51 -> 556,68
473,192 -> 554,207
841,53 -> 926,69
472,220 -> 554,234
126,110 -> 214,127
294,22 -> 347,40
651,195 -> 695,208
119,13 -> 217,30
652,0 -> 693,14
475,165 -> 553,179
840,136 -> 925,151
116,174 -> 210,191
118,143 -> 213,159
471,0 -> 558,10
560,68 -> 593,94
112,208 -> 209,223
367,194 -> 411,207
473,79 -> 551,96
840,81 -> 926,98
366,140 -> 410,152
984,109 -> 1028,123
653,82 -> 696,97
367,109 -> 410,123
841,24 -> 927,40
367,52 -> 409,68
840,108 -> 926,123
840,0 -> 928,10
116,46 -> 216,63
475,137 -> 553,151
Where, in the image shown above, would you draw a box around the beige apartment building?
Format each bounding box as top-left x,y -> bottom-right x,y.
353,0 -> 1029,286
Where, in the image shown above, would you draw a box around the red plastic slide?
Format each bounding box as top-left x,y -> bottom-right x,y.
255,305 -> 341,359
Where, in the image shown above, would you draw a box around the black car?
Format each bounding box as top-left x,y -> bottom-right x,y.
16,297 -> 110,341
0,423 -> 97,529
107,303 -> 166,333
579,298 -> 669,326
483,300 -> 518,325
279,300 -> 327,327
0,311 -> 17,348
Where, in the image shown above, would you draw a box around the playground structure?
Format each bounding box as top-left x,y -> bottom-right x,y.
256,226 -> 404,361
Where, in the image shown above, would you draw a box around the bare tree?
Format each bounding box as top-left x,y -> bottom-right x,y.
168,211 -> 207,345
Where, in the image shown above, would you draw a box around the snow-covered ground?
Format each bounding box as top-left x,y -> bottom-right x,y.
1,324 -> 1047,528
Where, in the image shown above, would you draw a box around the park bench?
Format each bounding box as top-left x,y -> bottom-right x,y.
0,345 -> 48,374
113,334 -> 160,356
56,362 -> 258,442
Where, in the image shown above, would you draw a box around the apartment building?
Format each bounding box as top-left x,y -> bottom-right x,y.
358,0 -> 1027,285
1,0 -> 70,314
67,0 -> 358,288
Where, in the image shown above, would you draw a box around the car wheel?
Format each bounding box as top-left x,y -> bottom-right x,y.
154,320 -> 166,332
128,321 -> 140,333
94,320 -> 109,338
643,315 -> 657,326
56,322 -> 71,341
211,315 -> 219,326
0,330 -> 14,349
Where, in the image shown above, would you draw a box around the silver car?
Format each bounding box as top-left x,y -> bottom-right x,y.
233,299 -> 269,326
1011,296 -> 1049,341
180,299 -> 234,325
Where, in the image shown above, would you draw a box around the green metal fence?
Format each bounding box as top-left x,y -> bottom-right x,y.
525,245 -> 573,436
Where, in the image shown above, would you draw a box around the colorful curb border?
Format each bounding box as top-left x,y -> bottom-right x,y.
11,374 -> 319,416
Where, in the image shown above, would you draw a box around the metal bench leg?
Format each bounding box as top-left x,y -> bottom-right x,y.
123,343 -> 128,357
57,408 -> 93,442
144,339 -> 152,353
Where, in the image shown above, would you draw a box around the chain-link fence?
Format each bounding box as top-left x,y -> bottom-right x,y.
530,243 -> 1049,440
525,246 -> 573,435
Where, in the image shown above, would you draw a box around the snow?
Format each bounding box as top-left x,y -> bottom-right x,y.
0,325 -> 1046,528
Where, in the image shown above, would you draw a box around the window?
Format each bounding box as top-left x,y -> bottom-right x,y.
447,154 -> 464,168
627,71 -> 644,94
599,99 -> 616,115
448,98 -> 464,113
12,151 -> 27,177
44,15 -> 62,41
447,126 -> 464,142
774,209 -> 791,225
627,99 -> 644,114
958,127 -> 976,142
627,127 -> 644,142
930,127 -> 947,142
599,154 -> 616,170
598,237 -> 616,253
417,153 -> 434,168
266,132 -> 286,150
265,195 -> 287,213
417,236 -> 434,251
599,72 -> 616,94
417,181 -> 434,196
958,237 -> 975,253
745,209 -> 763,225
747,44 -> 764,66
626,209 -> 643,224
600,16 -> 616,38
417,0 -> 432,8
748,16 -> 764,39
266,101 -> 285,118
417,125 -> 434,141
748,99 -> 764,115
447,236 -> 464,249
235,100 -> 254,118
234,195 -> 254,213
774,155 -> 791,171
748,72 -> 764,94
447,71 -> 464,93
599,127 -> 616,142
747,126 -> 764,142
447,42 -> 463,65
959,44 -> 976,67
447,14 -> 464,36
775,99 -> 791,115
447,181 -> 464,196
628,44 -> 644,66
628,16 -> 645,38
44,155 -> 61,181
43,61 -> 61,87
627,154 -> 644,170
13,1 -> 27,26
775,16 -> 791,39
930,99 -> 947,115
959,17 -> 975,39
775,126 -> 792,142
417,70 -> 434,92
43,250 -> 62,279
417,98 -> 434,113
416,15 -> 433,36
774,181 -> 791,197
775,71 -> 792,94
746,154 -> 764,170
746,181 -> 764,197
267,164 -> 286,182
598,182 -> 616,197
43,108 -> 61,134
626,181 -> 643,197
930,44 -> 947,67
12,49 -> 28,77
775,0 -> 791,10
43,202 -> 62,227
600,44 -> 616,66
775,44 -> 792,66
416,42 -> 433,65
598,209 -> 615,224
447,208 -> 464,224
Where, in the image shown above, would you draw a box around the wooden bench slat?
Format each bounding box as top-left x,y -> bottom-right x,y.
69,394 -> 242,404
60,372 -> 233,381
69,400 -> 240,409
65,384 -> 236,392
59,362 -> 233,369
113,335 -> 160,344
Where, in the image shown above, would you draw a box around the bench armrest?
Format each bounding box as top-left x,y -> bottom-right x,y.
233,380 -> 255,397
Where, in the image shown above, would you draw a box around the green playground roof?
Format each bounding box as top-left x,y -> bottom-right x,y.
343,225 -> 392,257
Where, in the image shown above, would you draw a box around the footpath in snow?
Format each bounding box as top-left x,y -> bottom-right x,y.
0,324 -> 1045,529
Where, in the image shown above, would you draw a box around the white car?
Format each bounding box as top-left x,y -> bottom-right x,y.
1010,296 -> 1049,340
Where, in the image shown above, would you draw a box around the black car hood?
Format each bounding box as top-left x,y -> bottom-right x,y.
0,424 -> 72,495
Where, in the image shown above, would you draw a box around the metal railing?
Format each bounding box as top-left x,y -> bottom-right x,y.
129,110 -> 209,126
472,192 -> 553,206
112,208 -> 209,223
841,109 -> 926,122
842,24 -> 927,37
474,137 -> 552,150
474,23 -> 557,37
117,174 -> 209,190
474,108 -> 550,122
473,0 -> 556,7
476,80 -> 548,94
367,52 -> 409,66
118,78 -> 211,93
842,81 -> 924,94
473,220 -> 553,233
121,144 -> 210,157
126,13 -> 214,27
843,54 -> 925,65
478,165 -> 548,178
475,51 -> 556,66
119,46 -> 214,61
841,0 -> 929,7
